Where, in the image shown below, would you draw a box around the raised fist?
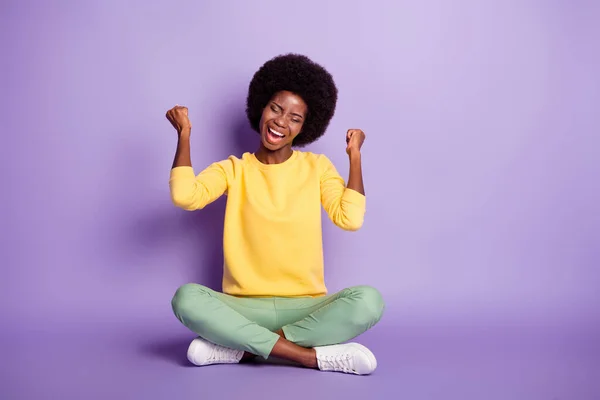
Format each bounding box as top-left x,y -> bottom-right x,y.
346,129 -> 365,155
166,105 -> 192,133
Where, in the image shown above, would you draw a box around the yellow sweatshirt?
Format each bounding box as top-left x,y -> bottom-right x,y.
169,150 -> 366,297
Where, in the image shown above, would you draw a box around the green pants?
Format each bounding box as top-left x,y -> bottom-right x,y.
171,283 -> 385,359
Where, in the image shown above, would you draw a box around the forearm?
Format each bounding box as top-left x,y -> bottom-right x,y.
172,128 -> 192,168
346,151 -> 365,195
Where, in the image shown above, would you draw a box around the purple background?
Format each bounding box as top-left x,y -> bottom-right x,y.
2,0 -> 599,399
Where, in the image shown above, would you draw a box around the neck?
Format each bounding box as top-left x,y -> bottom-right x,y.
254,144 -> 294,165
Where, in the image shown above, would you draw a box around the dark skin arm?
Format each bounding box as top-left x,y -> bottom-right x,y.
172,130 -> 192,168
345,129 -> 366,195
166,105 -> 193,168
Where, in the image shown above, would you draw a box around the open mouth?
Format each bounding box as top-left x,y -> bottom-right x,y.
266,127 -> 285,144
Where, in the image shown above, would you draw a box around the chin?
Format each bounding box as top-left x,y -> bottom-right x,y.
261,137 -> 276,151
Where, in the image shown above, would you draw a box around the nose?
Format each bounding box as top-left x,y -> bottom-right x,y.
274,115 -> 286,128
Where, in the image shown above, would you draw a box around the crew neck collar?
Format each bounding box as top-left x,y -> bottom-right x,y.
247,150 -> 299,169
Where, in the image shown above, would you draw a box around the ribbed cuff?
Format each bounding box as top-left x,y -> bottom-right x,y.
169,166 -> 195,180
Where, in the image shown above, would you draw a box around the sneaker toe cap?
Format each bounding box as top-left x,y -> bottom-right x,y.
353,345 -> 377,374
187,337 -> 210,365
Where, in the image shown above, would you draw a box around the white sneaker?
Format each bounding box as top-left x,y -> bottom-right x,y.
187,337 -> 244,366
314,343 -> 377,375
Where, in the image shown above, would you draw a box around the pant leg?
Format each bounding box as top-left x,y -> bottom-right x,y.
171,283 -> 280,359
278,285 -> 385,348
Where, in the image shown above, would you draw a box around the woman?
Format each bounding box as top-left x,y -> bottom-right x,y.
167,54 -> 385,375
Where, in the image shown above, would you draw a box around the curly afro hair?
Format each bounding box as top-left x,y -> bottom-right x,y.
246,53 -> 338,147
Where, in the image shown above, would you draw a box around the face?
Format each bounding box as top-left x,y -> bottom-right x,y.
259,90 -> 307,151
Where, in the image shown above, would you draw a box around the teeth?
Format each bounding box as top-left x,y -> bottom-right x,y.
269,128 -> 284,137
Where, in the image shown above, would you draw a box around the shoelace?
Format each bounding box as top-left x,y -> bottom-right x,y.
208,344 -> 236,362
321,353 -> 355,373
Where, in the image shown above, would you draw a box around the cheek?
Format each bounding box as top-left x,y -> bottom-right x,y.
261,110 -> 278,126
291,122 -> 304,137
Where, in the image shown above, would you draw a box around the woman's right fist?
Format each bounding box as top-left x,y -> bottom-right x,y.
166,105 -> 192,133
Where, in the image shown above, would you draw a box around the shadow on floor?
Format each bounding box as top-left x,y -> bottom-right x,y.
138,336 -> 194,367
138,336 -> 305,369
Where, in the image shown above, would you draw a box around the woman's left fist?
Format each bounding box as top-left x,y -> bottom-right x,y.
346,129 -> 366,155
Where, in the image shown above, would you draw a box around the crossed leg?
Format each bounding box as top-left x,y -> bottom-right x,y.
171,284 -> 385,369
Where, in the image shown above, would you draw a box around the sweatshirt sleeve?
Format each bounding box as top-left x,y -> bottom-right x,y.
169,159 -> 232,211
319,154 -> 366,231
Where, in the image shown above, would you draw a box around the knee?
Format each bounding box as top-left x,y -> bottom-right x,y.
171,283 -> 209,316
348,285 -> 385,325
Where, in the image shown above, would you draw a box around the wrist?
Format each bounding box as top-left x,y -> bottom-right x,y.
348,149 -> 361,161
178,127 -> 191,137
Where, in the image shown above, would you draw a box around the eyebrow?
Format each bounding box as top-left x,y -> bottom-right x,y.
272,101 -> 304,119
